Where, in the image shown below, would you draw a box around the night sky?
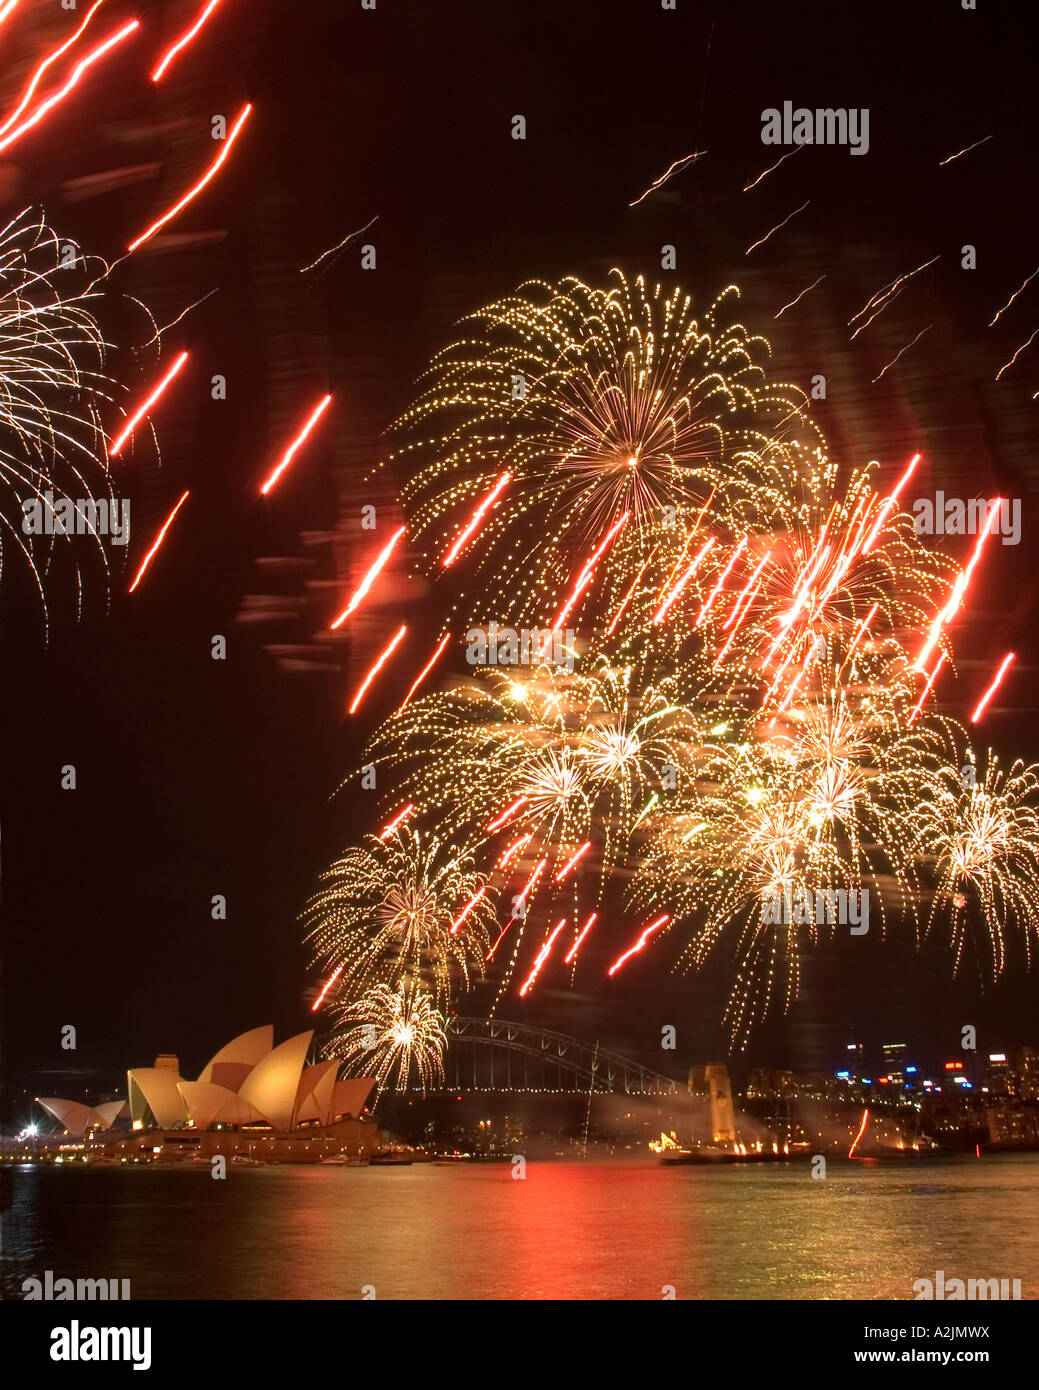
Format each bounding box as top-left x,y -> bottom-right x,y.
3,0 -> 1039,1118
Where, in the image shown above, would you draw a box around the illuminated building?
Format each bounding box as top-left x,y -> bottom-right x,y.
35,1026 -> 381,1163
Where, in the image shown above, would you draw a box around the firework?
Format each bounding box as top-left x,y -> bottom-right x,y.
308,268 -> 1036,1051
903,739 -> 1039,978
329,980 -> 448,1094
304,828 -> 495,1005
385,271 -> 816,634
0,208 -> 119,625
128,103 -> 253,253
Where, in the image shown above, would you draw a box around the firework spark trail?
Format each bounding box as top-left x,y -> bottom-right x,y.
487,857 -> 547,959
653,537 -> 715,623
0,0 -> 20,29
774,274 -> 826,319
259,393 -> 332,495
907,652 -> 946,726
110,350 -> 189,456
378,803 -> 414,840
553,512 -> 629,627
989,265 -> 1039,327
564,912 -> 598,964
995,328 -> 1039,381
497,834 -> 532,868
861,452 -> 922,553
850,256 -> 939,338
629,150 -> 706,206
450,885 -> 487,935
916,502 -> 1003,671
606,545 -> 657,636
127,102 -> 253,252
0,18 -> 139,156
347,624 -> 408,715
398,632 -> 451,710
141,288 -> 218,348
872,325 -> 932,383
745,201 -> 809,255
487,797 -> 528,833
300,215 -> 379,275
0,0 -> 104,140
555,841 -> 591,881
518,917 -> 567,996
442,471 -> 511,566
971,652 -> 1016,723
508,857 -> 547,920
695,536 -> 746,626
330,523 -> 406,626
310,964 -> 343,1012
128,491 -> 190,593
721,548 -> 772,632
939,134 -> 993,167
843,601 -> 879,666
151,0 -> 225,82
848,1107 -> 870,1158
743,146 -> 802,191
607,914 -> 669,976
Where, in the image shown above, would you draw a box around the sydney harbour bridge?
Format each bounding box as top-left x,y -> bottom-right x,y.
437,1017 -> 687,1096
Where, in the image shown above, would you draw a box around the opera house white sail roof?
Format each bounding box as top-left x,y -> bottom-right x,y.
37,1028 -> 375,1137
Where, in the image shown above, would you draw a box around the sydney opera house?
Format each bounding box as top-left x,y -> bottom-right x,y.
36,1027 -> 381,1163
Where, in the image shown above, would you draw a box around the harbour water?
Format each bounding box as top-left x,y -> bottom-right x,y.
3,1154 -> 1037,1300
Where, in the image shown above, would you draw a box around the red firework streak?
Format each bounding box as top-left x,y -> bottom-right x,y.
442,472 -> 511,566
606,545 -> 658,636
487,857 -> 547,960
398,632 -> 451,710
554,841 -> 591,881
0,0 -> 104,141
450,886 -> 488,936
497,833 -> 531,868
916,500 -> 1003,672
151,0 -> 226,82
848,1107 -> 870,1158
127,102 -> 253,253
907,652 -> 946,726
110,351 -> 189,457
842,601 -> 879,667
127,491 -> 190,593
0,16 -> 139,155
607,914 -> 669,976
486,797 -> 527,833
653,538 -> 714,624
311,965 -> 343,1012
347,625 -> 408,715
971,651 -> 1016,723
330,523 -> 406,627
518,918 -> 567,997
552,512 -> 629,628
563,911 -> 598,965
860,453 -> 922,554
260,394 -> 332,496
377,803 -> 414,840
695,536 -> 747,627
